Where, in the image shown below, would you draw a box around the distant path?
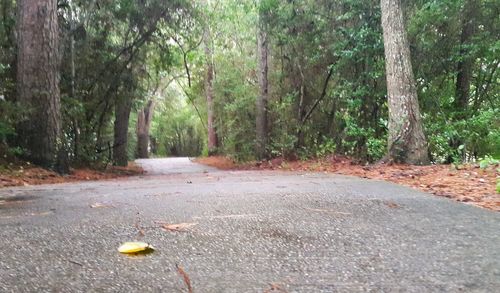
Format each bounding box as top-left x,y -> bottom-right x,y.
136,157 -> 217,175
1,158 -> 499,292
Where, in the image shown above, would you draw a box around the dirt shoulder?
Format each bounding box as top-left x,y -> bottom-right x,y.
0,162 -> 144,188
196,156 -> 499,212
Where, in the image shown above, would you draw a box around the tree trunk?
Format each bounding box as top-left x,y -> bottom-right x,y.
454,0 -> 476,111
16,0 -> 64,170
296,63 -> 306,149
69,2 -> 81,160
1,0 -> 16,104
203,23 -> 218,155
447,0 -> 478,163
256,24 -> 269,160
380,0 -> 429,164
113,97 -> 132,166
136,100 -> 154,159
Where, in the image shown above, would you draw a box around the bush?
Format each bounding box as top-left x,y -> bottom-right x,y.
426,109 -> 500,163
0,100 -> 27,142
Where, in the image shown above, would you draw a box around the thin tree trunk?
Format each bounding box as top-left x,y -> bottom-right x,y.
203,21 -> 218,155
1,0 -> 15,104
69,2 -> 81,160
380,0 -> 429,164
454,0 -> 476,111
113,97 -> 132,166
16,0 -> 65,170
448,0 -> 477,162
296,63 -> 306,149
256,25 -> 269,160
1,0 -> 13,44
69,3 -> 76,100
136,100 -> 154,158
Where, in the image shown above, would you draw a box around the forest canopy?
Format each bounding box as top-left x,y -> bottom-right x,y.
0,0 -> 498,171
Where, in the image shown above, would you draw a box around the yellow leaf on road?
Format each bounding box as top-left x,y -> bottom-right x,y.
118,242 -> 154,254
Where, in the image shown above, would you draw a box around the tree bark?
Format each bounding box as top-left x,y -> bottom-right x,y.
446,0 -> 478,162
296,63 -> 306,149
113,97 -> 132,166
16,0 -> 64,169
454,0 -> 477,111
256,25 -> 269,160
203,22 -> 218,155
380,0 -> 429,164
69,2 -> 81,160
136,99 -> 154,159
1,0 -> 16,103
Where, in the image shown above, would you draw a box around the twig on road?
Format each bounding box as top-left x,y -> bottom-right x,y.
176,263 -> 193,293
68,259 -> 83,266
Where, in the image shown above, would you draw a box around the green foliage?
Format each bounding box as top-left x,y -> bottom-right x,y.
478,155 -> 499,170
312,137 -> 337,158
409,0 -> 500,163
151,87 -> 204,158
55,0 -> 194,164
268,93 -> 298,158
187,0 -> 497,163
426,109 -> 500,163
127,112 -> 138,160
0,100 -> 27,142
0,5 -> 17,144
1,0 -> 498,167
367,137 -> 386,161
214,60 -> 258,161
257,0 -> 388,161
7,146 -> 23,157
0,117 -> 14,142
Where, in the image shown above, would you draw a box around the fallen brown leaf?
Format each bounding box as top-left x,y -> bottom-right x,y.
263,283 -> 288,293
160,222 -> 198,232
90,202 -> 112,208
385,202 -> 400,209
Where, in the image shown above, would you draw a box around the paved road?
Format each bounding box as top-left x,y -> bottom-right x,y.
1,158 -> 499,292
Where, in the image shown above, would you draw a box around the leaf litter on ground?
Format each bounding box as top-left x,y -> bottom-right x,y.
0,162 -> 144,188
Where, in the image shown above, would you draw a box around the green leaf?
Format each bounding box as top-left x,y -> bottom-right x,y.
479,160 -> 489,169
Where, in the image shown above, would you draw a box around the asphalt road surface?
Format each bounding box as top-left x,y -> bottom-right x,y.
1,158 -> 499,292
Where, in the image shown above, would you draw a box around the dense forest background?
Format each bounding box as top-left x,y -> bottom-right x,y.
0,0 -> 498,171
